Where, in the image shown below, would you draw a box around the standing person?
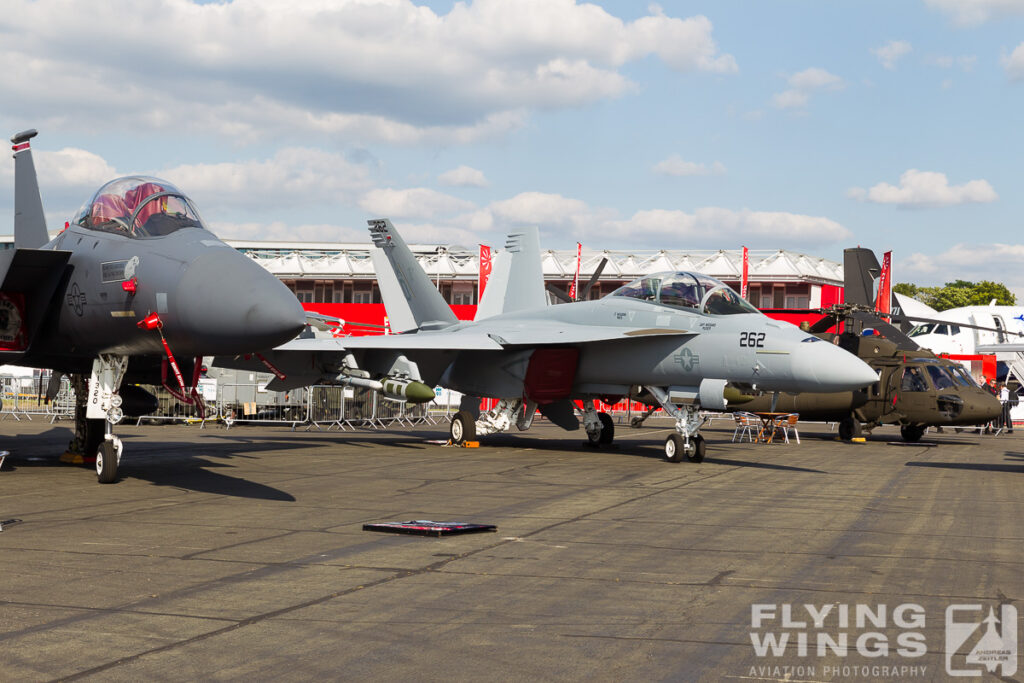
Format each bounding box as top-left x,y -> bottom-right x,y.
1000,382 -> 1014,433
983,378 -> 998,433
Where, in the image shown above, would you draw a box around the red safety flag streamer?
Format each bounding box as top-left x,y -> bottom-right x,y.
139,312 -> 201,414
876,250 -> 892,317
568,242 -> 582,301
741,246 -> 749,300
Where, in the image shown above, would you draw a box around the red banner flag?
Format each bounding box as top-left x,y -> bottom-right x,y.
568,242 -> 582,301
876,250 -> 892,316
478,245 -> 492,299
741,246 -> 749,299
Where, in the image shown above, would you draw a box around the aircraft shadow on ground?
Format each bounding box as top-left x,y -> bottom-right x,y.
2,431 -> 340,500
905,453 -> 1024,474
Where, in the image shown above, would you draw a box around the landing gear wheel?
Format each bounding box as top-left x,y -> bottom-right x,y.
665,433 -> 684,462
597,412 -> 614,445
838,416 -> 862,441
900,425 -> 925,442
687,434 -> 706,463
630,416 -> 643,428
450,410 -> 476,445
96,441 -> 118,484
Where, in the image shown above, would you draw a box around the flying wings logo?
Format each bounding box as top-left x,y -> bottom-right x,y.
946,605 -> 1017,676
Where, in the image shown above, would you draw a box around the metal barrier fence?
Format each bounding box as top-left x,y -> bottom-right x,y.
1,371 -> 691,431
1,372 -> 74,422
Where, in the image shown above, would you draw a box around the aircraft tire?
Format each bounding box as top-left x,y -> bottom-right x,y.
687,435 -> 706,463
838,416 -> 862,441
630,416 -> 643,428
598,412 -> 614,445
900,425 -> 925,442
96,441 -> 118,484
665,434 -> 684,462
450,410 -> 476,445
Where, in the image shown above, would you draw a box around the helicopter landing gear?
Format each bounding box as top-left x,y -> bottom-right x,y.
900,424 -> 925,442
838,416 -> 862,441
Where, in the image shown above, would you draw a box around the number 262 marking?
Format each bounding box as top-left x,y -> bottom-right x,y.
740,332 -> 765,348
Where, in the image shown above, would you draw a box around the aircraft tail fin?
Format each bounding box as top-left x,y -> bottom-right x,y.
11,130 -> 49,249
842,247 -> 881,308
368,219 -> 458,332
475,227 -> 547,320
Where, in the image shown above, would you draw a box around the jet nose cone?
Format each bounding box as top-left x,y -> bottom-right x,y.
790,340 -> 879,392
172,251 -> 306,354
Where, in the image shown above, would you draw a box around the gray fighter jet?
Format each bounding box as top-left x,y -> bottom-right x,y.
2,130 -> 306,482
219,219 -> 878,461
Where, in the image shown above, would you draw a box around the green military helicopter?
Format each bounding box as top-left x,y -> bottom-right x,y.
733,248 -> 1003,441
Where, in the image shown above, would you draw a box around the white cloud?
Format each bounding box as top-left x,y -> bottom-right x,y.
0,0 -> 736,143
214,221 -> 367,244
900,243 -> 1024,301
159,148 -> 373,210
926,54 -> 978,71
848,169 -> 998,207
359,188 -> 476,219
653,155 -> 726,177
1003,43 -> 1024,80
772,67 -> 844,109
924,0 -> 1024,26
612,207 -> 851,245
871,41 -> 912,70
438,166 -> 489,187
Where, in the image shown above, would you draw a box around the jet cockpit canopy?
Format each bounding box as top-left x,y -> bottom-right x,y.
608,271 -> 760,315
73,176 -> 208,238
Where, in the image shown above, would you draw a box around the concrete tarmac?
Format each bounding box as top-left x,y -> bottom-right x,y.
1,417 -> 1021,681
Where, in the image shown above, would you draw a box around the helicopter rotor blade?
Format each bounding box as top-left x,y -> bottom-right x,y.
546,283 -> 573,303
578,257 -> 608,301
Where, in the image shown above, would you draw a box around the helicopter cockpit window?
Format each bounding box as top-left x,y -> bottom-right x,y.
926,365 -> 956,390
901,367 -> 929,392
73,176 -> 208,238
949,365 -> 976,387
608,271 -> 759,315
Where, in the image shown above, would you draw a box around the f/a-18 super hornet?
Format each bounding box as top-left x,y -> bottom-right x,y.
2,130 -> 305,482
217,219 -> 878,462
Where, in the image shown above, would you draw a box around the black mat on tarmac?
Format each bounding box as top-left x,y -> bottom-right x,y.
1,418 -> 1021,680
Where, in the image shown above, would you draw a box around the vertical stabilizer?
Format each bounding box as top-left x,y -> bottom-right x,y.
11,130 -> 48,249
843,247 -> 881,307
368,219 -> 458,331
475,227 -> 547,320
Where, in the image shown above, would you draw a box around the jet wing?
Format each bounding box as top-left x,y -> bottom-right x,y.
336,324 -> 695,350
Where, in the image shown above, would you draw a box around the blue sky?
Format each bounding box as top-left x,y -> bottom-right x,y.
1,0 -> 1022,293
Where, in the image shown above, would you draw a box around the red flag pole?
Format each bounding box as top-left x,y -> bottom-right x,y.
478,244 -> 492,300
876,250 -> 892,317
741,246 -> 749,299
568,242 -> 582,301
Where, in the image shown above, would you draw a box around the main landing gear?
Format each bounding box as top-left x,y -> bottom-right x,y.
65,355 -> 128,483
447,398 -> 618,448
645,386 -> 706,463
449,398 -> 527,445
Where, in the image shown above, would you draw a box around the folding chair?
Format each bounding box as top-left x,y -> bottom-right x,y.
732,412 -> 759,442
773,413 -> 800,444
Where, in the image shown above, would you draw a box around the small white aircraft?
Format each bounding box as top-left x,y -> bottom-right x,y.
897,293 -> 1024,356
